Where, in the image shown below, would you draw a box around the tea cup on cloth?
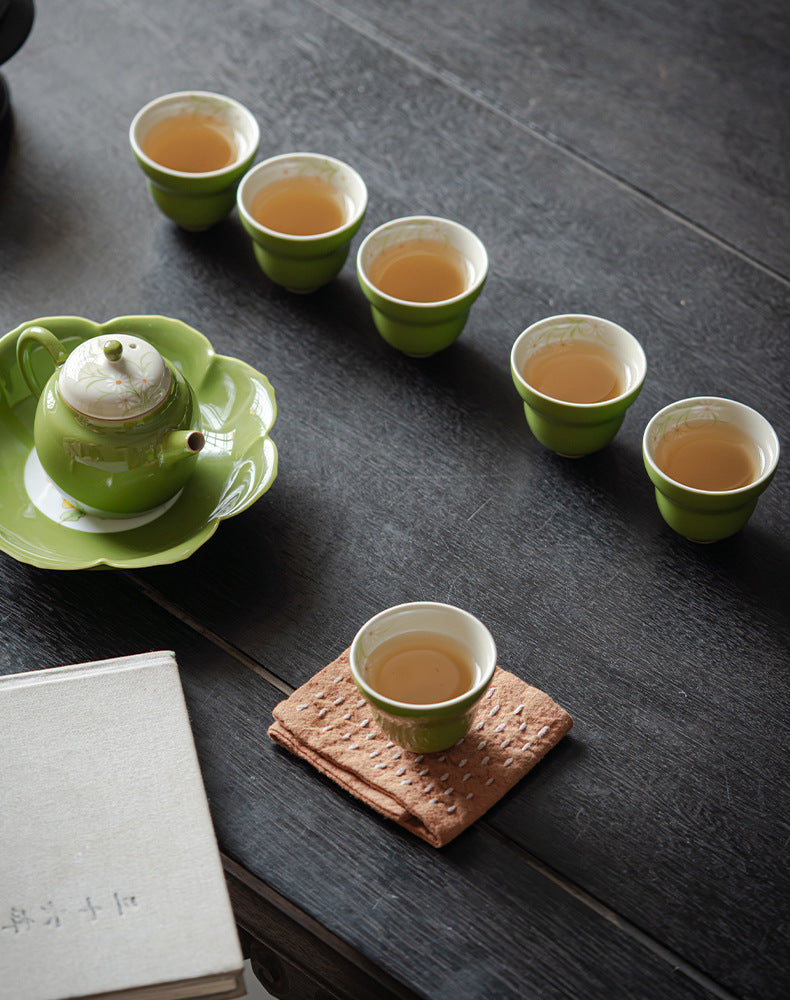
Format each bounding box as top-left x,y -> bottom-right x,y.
349,602 -> 497,754
130,90 -> 259,230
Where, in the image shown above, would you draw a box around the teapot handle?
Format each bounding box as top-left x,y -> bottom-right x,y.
16,326 -> 68,400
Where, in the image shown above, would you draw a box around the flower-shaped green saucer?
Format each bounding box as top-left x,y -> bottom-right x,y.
0,315 -> 278,570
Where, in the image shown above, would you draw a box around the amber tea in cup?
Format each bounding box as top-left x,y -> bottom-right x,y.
356,216 -> 488,356
521,338 -> 624,404
364,630 -> 475,705
249,174 -> 346,236
367,239 -> 467,303
237,152 -> 368,292
653,419 -> 760,491
349,602 -> 497,753
642,396 -> 780,542
510,314 -> 647,456
130,91 -> 260,230
142,111 -> 237,173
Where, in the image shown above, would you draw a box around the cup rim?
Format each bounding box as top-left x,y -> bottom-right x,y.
356,215 -> 489,309
642,395 -> 780,497
236,152 -> 369,242
349,601 -> 497,711
510,313 -> 647,410
129,90 -> 260,179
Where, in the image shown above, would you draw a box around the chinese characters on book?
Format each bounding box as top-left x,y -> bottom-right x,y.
3,893 -> 140,934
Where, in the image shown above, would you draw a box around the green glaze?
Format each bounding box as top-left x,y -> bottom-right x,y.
237,153 -> 368,292
243,222 -> 357,293
356,216 -> 489,357
103,340 -> 123,362
642,397 -> 779,542
510,314 -> 647,456
17,325 -> 202,516
357,277 -> 482,357
513,385 -> 635,457
129,91 -> 260,230
0,316 -> 278,569
349,602 -> 497,754
133,148 -> 256,230
648,483 -> 760,543
144,178 -> 245,231
33,367 -> 201,516
350,676 -> 491,754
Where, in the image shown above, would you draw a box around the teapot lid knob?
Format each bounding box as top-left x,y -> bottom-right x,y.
103,340 -> 123,363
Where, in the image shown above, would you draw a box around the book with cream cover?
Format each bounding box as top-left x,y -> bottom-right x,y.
0,650 -> 245,1000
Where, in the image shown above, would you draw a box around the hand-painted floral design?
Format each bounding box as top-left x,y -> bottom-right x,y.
59,336 -> 171,419
529,317 -> 615,351
59,499 -> 85,523
648,401 -> 721,448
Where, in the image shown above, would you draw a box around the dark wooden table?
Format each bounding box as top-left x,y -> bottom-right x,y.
1,2 -> 788,998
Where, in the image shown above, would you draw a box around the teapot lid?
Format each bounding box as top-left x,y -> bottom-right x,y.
60,334 -> 172,420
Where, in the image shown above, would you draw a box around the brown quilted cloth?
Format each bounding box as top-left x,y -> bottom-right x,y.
268,648 -> 573,847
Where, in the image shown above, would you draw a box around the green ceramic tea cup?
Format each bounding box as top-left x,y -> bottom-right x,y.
236,152 -> 368,293
129,90 -> 260,231
349,602 -> 497,754
510,314 -> 647,457
642,396 -> 780,542
356,216 -> 488,357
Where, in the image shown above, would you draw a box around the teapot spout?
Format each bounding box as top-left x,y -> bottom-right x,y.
162,429 -> 205,465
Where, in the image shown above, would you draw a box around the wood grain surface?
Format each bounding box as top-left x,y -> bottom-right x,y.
1,2 -> 788,999
322,0 -> 790,277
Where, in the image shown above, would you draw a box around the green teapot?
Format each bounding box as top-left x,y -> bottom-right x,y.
17,326 -> 205,516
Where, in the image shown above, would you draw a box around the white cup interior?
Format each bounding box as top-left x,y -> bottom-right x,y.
237,153 -> 368,238
643,396 -> 780,491
350,601 -> 497,708
130,90 -> 260,176
357,216 -> 488,304
511,314 -> 647,405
